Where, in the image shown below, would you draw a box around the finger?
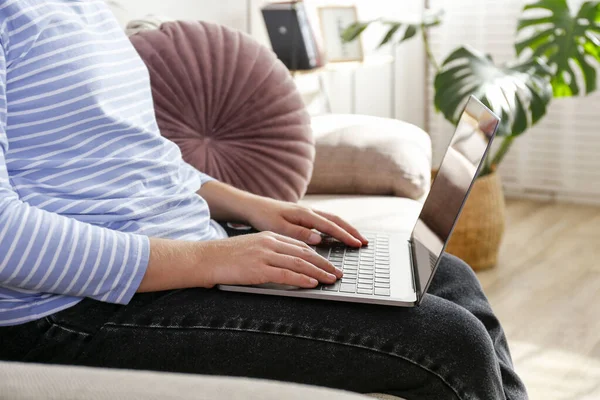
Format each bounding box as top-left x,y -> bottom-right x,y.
270,230 -> 316,249
313,210 -> 369,245
269,253 -> 337,284
275,241 -> 342,278
263,266 -> 319,288
277,222 -> 323,245
295,211 -> 362,248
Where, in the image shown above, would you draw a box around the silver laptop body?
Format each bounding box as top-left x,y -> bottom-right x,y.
219,96 -> 500,306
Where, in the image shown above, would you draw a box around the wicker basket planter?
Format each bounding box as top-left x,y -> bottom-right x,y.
445,172 -> 506,270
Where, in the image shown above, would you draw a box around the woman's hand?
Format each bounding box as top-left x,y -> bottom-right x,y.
197,180 -> 368,247
199,231 -> 342,288
245,197 -> 368,247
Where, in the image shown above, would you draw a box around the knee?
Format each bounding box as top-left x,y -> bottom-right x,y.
423,300 -> 502,390
444,304 -> 494,359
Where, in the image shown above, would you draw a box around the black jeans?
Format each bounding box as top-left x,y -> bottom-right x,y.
0,254 -> 527,400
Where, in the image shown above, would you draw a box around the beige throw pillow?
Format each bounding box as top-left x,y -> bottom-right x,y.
307,114 -> 432,200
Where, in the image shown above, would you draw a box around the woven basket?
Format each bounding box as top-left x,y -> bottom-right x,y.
445,172 -> 506,270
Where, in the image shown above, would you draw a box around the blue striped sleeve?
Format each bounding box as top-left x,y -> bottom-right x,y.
180,159 -> 215,187
0,44 -> 149,305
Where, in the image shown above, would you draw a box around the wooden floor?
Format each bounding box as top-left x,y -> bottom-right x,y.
476,199 -> 600,400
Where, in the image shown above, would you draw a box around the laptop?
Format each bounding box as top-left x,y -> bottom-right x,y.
219,96 -> 500,306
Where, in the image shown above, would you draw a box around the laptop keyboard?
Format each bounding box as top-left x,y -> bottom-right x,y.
311,234 -> 391,297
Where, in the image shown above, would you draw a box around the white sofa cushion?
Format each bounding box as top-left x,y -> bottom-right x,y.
307,115 -> 431,201
300,195 -> 422,233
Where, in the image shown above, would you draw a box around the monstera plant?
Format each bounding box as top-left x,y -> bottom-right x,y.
343,0 -> 600,176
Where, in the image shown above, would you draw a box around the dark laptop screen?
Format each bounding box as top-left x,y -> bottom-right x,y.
410,96 -> 499,300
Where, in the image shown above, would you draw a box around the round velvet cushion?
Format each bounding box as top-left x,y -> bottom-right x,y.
130,21 -> 314,202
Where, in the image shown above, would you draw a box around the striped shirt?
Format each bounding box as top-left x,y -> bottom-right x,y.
0,0 -> 227,326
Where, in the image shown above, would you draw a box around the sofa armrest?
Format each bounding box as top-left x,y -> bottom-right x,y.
307,114 -> 432,200
1,361 -> 373,400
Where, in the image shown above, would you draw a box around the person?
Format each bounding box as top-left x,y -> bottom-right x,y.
0,1 -> 528,399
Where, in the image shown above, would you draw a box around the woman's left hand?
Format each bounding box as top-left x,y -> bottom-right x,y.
246,197 -> 368,247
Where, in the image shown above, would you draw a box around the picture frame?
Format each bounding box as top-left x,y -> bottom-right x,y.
318,6 -> 364,63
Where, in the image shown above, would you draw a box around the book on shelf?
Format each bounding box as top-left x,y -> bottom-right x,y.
261,1 -> 324,71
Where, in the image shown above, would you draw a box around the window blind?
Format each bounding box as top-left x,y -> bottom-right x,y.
426,0 -> 600,205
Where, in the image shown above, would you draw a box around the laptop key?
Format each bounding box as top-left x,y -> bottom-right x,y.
357,288 -> 373,295
322,282 -> 340,292
374,282 -> 390,288
374,288 -> 390,296
340,283 -> 356,293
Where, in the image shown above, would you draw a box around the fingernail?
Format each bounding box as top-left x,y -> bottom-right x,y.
308,233 -> 322,244
309,278 -> 319,286
327,273 -> 337,282
335,268 -> 343,277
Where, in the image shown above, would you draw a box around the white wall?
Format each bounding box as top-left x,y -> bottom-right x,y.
108,0 -> 427,128
109,0 -> 249,30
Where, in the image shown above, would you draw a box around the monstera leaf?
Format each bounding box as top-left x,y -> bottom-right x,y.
516,0 -> 600,97
341,9 -> 443,48
434,46 -> 553,137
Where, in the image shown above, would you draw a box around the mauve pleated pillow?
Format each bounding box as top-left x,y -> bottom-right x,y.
129,21 -> 314,202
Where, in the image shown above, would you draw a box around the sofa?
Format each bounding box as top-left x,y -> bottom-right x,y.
1,20 -> 432,400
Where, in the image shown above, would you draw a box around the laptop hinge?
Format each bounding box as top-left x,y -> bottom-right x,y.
407,239 -> 421,301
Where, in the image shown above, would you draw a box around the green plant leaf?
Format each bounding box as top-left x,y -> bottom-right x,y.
378,23 -> 403,47
434,46 -> 553,137
341,21 -> 373,43
516,0 -> 600,97
377,23 -> 418,47
402,25 -> 418,42
342,8 -> 444,47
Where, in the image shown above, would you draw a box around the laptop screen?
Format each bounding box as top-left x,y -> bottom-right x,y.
410,96 -> 499,301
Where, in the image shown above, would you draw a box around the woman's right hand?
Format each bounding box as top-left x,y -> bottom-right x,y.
197,231 -> 342,289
